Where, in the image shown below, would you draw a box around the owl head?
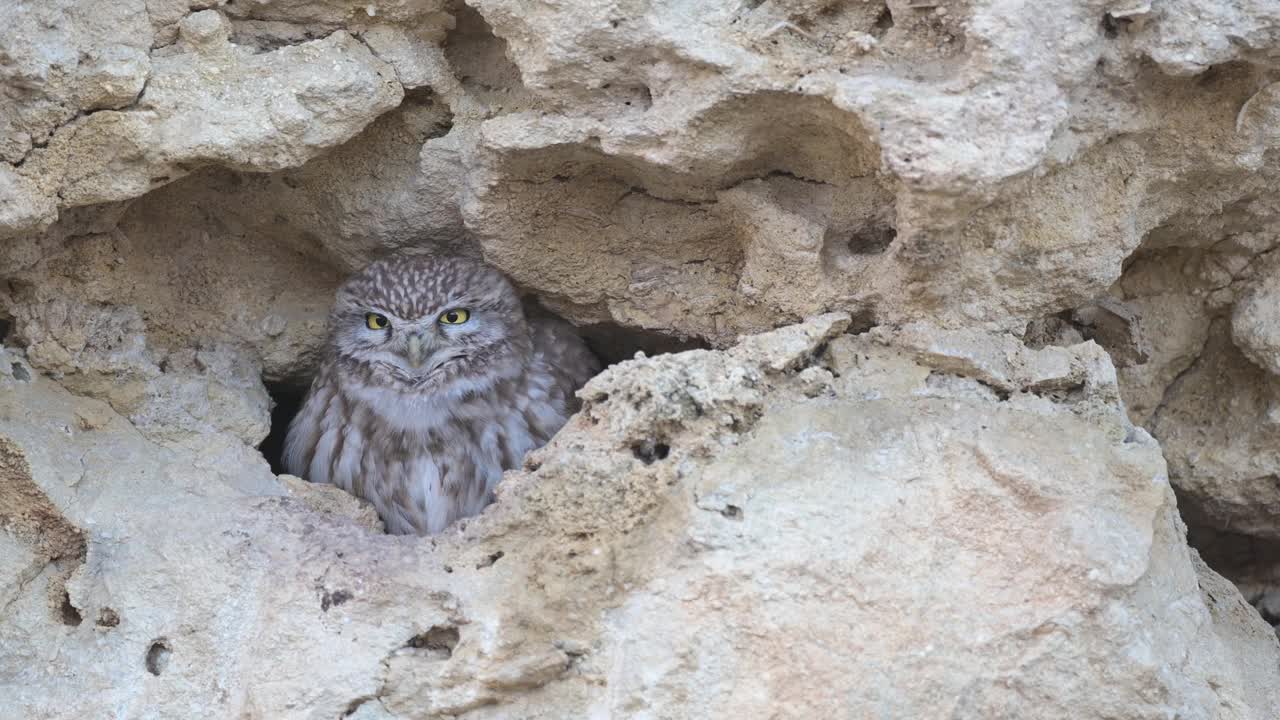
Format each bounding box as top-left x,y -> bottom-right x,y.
327,252 -> 531,393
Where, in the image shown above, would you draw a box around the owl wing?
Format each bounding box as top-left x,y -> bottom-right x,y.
283,363 -> 334,480
527,314 -> 602,417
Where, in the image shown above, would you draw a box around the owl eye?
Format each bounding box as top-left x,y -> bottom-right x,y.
439,308 -> 470,325
365,313 -> 390,330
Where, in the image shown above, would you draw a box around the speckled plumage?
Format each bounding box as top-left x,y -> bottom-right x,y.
283,252 -> 600,535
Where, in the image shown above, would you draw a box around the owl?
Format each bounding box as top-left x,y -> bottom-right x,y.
283,252 -> 600,535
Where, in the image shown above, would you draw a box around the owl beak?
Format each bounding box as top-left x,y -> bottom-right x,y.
406,333 -> 427,368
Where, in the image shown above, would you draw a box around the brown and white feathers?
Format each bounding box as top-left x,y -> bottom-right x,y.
283,252 -> 600,534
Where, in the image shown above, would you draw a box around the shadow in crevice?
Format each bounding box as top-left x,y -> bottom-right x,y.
577,321 -> 709,366
1187,523 -> 1280,638
258,381 -> 308,475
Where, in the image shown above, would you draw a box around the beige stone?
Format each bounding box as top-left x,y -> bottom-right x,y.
279,474 -> 385,533
6,0 -> 1280,715
2,318 -> 1277,718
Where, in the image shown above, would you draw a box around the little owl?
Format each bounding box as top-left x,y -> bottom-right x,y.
283,252 -> 600,535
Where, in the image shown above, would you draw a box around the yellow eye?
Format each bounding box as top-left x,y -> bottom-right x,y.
365,313 -> 389,330
439,308 -> 470,325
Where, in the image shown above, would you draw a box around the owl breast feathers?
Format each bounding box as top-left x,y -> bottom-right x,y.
283,252 -> 600,535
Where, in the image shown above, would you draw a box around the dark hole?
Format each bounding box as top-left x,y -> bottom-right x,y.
574,320 -> 709,366
844,311 -> 877,337
1184,523 -> 1280,630
145,639 -> 171,676
873,5 -> 895,35
404,86 -> 455,137
11,362 -> 29,382
96,607 -> 121,628
821,222 -> 897,274
632,441 -> 671,465
406,625 -> 461,658
404,85 -> 436,104
721,504 -> 743,520
58,590 -> 83,627
320,588 -> 354,612
476,551 -> 504,569
259,381 -> 308,475
847,225 -> 897,255
635,84 -> 653,110
0,316 -> 10,344
1101,13 -> 1129,38
1258,603 -> 1280,627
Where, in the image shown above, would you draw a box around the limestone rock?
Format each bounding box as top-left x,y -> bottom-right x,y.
1232,268 -> 1280,377
279,474 -> 385,533
1039,200 -> 1280,552
0,167 -> 57,240
0,0 -> 152,165
222,0 -> 452,33
1131,0 -> 1280,75
6,0 -> 1280,715
3,0 -> 1280,340
6,15 -> 403,237
2,319 -> 1277,718
126,344 -> 273,447
1148,322 -> 1280,540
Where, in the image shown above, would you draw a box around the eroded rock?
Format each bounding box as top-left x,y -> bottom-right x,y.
2,318 -> 1276,718
4,10 -> 404,238
7,0 -> 1280,715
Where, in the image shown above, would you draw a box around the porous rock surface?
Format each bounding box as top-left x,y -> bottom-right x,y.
2,317 -> 1276,719
5,0 -> 1280,716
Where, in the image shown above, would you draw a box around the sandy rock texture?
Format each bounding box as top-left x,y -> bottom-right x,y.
12,0 -> 1280,348
6,0 -> 1280,715
2,318 -> 1277,719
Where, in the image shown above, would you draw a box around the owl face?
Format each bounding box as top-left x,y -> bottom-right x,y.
327,253 -> 530,391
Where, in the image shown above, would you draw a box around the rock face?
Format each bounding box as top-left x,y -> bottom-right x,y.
4,0 -> 1280,716
2,319 -> 1276,719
